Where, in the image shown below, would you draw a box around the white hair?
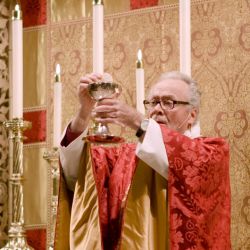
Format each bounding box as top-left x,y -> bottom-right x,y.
157,71 -> 201,109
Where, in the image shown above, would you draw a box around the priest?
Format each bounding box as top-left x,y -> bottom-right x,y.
55,71 -> 231,250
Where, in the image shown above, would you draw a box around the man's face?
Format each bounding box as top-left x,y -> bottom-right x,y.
147,78 -> 197,133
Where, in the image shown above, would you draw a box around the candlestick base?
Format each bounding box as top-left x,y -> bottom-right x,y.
1,223 -> 34,250
43,148 -> 60,249
1,118 -> 33,250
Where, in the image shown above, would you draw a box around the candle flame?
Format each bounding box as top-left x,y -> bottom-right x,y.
137,49 -> 142,61
14,4 -> 20,11
136,49 -> 143,68
55,64 -> 61,82
56,64 -> 61,75
12,3 -> 22,20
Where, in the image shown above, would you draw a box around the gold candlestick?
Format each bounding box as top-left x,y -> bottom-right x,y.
0,118 -> 33,250
43,148 -> 60,249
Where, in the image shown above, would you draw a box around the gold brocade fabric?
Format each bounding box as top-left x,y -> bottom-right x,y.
51,0 -> 130,21
54,166 -> 72,250
122,160 -> 168,250
55,145 -> 167,250
23,29 -> 47,108
69,145 -> 102,249
50,0 -> 179,21
23,147 -> 48,225
0,0 -> 246,248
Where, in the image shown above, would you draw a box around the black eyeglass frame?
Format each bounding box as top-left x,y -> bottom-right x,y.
143,99 -> 190,110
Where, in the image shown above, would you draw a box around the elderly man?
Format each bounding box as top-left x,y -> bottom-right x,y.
55,71 -> 231,250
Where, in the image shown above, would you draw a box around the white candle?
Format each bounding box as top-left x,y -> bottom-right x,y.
136,49 -> 145,114
179,0 -> 191,76
10,4 -> 23,119
93,0 -> 104,74
179,1 -> 201,136
53,64 -> 62,148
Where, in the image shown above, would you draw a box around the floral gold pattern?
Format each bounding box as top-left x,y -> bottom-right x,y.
143,35 -> 173,65
192,28 -> 222,59
0,0 -> 249,248
239,23 -> 250,51
241,196 -> 250,225
214,110 -> 248,139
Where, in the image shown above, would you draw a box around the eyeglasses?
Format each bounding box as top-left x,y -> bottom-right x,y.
143,99 -> 190,111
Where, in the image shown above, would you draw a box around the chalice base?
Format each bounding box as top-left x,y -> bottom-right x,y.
85,134 -> 125,144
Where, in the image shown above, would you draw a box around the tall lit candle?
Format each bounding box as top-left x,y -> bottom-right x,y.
136,49 -> 145,114
93,0 -> 104,74
10,4 -> 23,119
179,0 -> 191,75
53,64 -> 62,148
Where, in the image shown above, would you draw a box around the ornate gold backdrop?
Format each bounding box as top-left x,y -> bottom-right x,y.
0,0 -> 250,249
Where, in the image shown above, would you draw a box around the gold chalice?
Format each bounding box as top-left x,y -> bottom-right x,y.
86,81 -> 124,143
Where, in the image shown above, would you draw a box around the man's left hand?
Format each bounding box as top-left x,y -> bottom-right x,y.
93,98 -> 144,131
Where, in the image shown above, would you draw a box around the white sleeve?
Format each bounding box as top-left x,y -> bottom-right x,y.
59,126 -> 88,190
135,119 -> 169,179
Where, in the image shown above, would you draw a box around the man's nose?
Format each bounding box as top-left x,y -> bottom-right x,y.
152,103 -> 164,114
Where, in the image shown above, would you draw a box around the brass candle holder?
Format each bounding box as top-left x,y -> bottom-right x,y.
43,148 -> 60,249
0,118 -> 33,250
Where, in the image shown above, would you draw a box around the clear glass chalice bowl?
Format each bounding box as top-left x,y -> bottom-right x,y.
86,81 -> 124,143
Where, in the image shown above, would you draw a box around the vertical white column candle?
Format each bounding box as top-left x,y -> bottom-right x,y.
93,0 -> 104,74
136,49 -> 145,114
53,64 -> 62,148
10,4 -> 23,119
179,1 -> 200,136
179,0 -> 191,76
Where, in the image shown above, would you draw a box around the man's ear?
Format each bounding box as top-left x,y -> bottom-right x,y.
188,107 -> 198,126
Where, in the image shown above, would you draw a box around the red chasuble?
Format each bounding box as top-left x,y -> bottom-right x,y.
88,125 -> 231,250
161,126 -> 231,250
90,144 -> 138,249
55,126 -> 231,250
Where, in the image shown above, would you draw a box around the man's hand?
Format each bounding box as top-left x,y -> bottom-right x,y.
93,98 -> 144,131
70,73 -> 102,133
77,73 -> 101,109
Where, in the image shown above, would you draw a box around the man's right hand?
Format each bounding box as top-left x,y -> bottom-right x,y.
70,73 -> 102,133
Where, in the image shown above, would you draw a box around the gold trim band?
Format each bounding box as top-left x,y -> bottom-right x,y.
55,74 -> 61,83
92,0 -> 104,5
136,60 -> 143,69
